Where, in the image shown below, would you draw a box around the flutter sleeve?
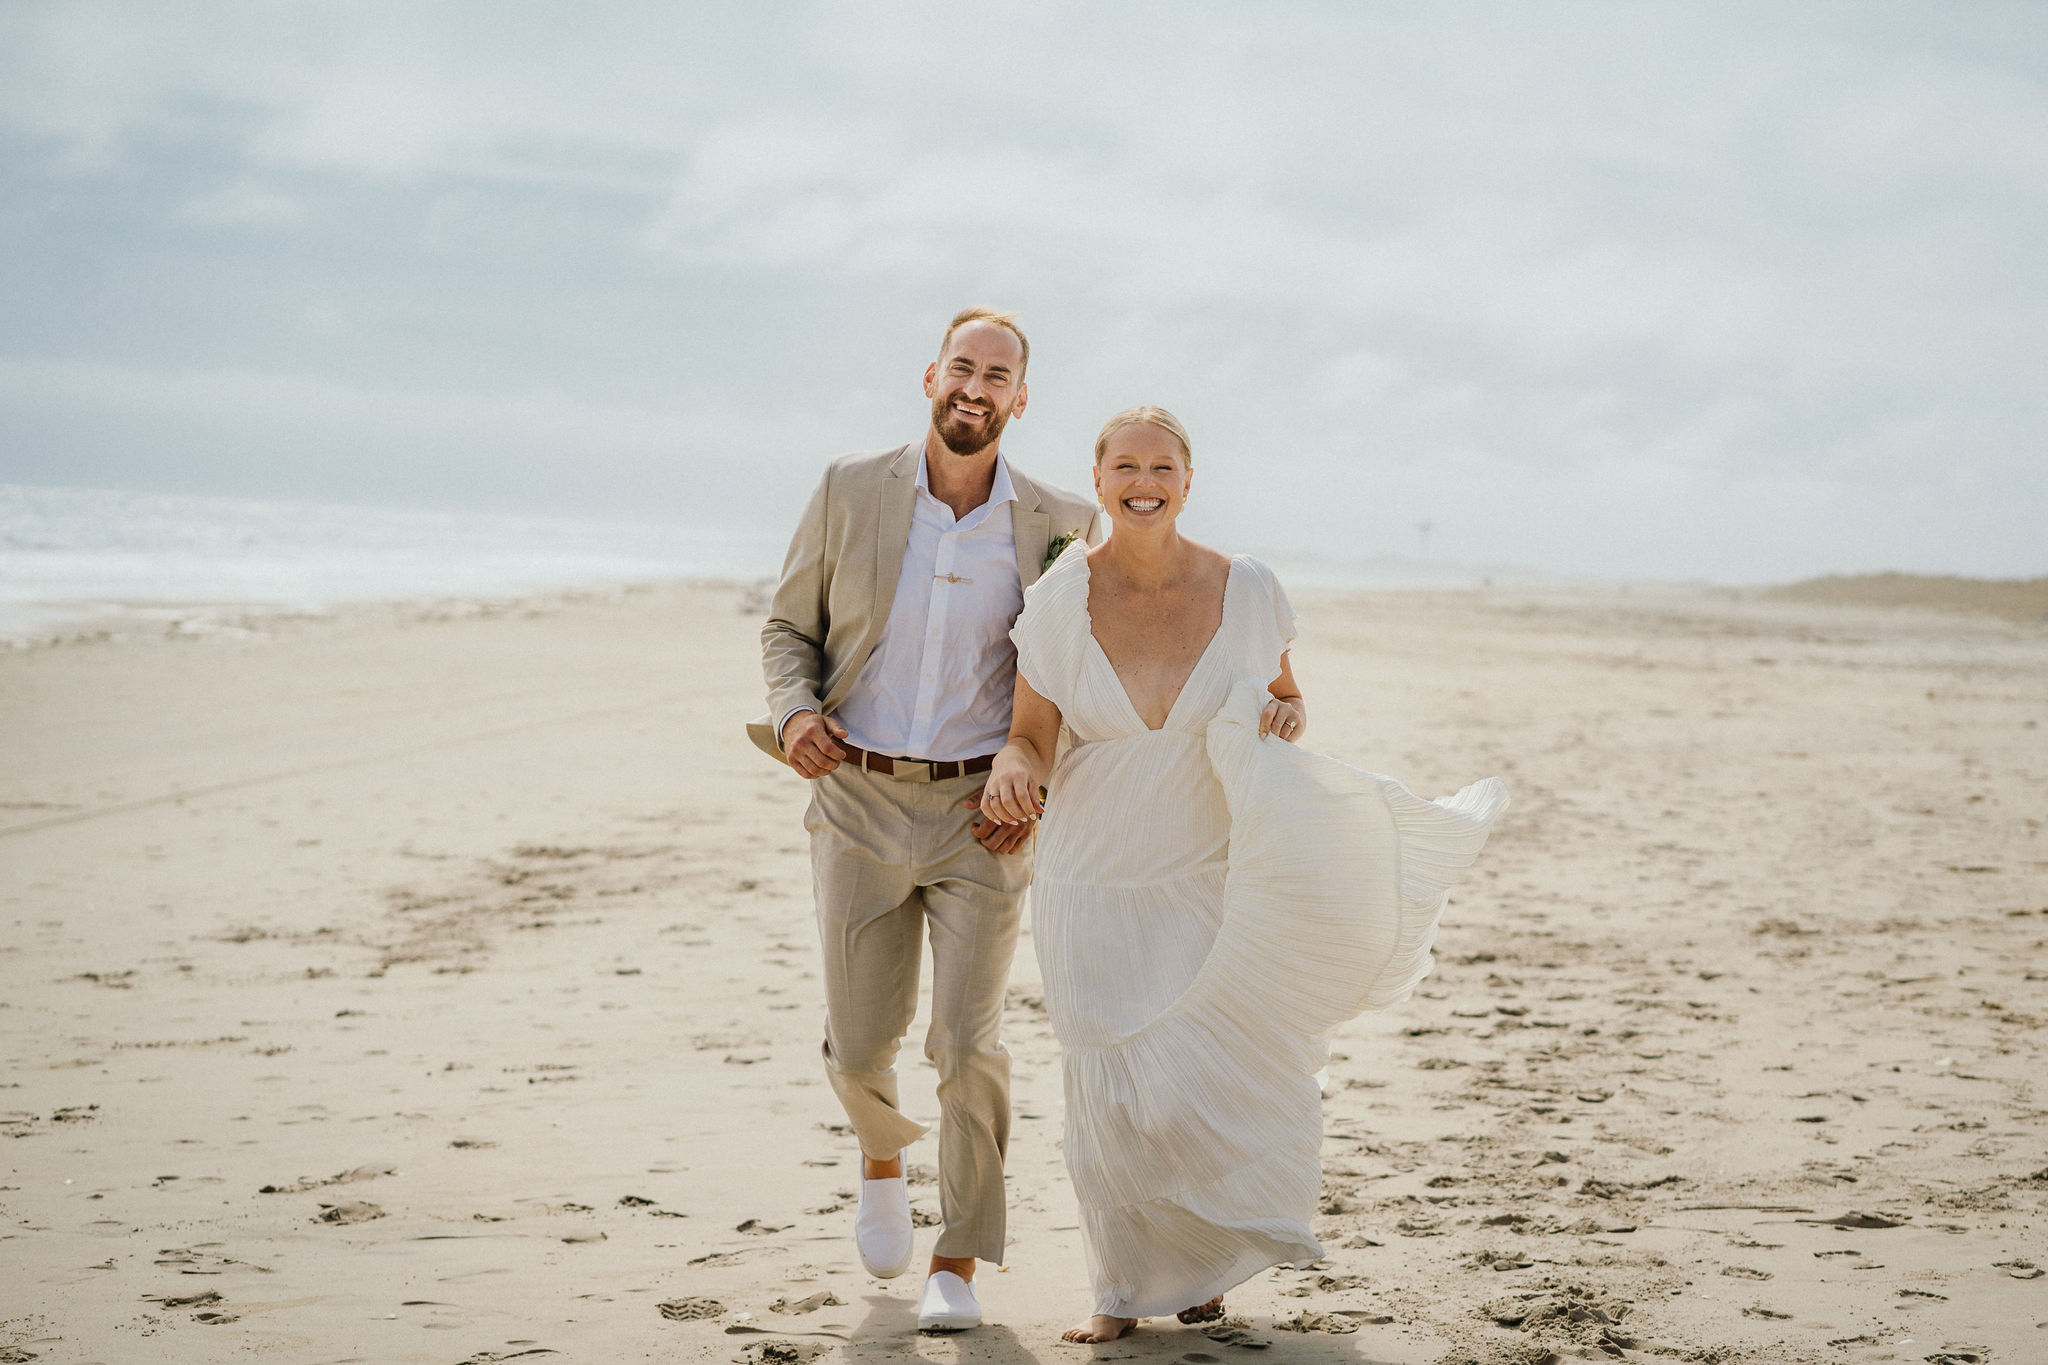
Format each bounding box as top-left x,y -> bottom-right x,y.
1009,541 -> 1090,711
1238,556 -> 1299,671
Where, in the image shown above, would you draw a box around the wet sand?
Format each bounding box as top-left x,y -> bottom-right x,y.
1,581 -> 2043,1364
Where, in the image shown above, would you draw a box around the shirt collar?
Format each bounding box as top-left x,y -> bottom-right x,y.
915,442 -> 1017,512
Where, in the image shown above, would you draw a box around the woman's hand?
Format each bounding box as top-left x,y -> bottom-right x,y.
966,669 -> 1060,854
978,747 -> 1045,825
1259,695 -> 1306,742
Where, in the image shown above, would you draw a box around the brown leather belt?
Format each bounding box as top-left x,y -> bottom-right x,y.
840,743 -> 996,782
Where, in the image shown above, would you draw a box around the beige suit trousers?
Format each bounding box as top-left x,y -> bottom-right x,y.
804,762 -> 1030,1265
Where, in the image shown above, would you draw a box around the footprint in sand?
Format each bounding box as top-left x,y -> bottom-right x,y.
154,1246 -> 269,1273
1273,1311 -> 1359,1335
1201,1317 -> 1272,1350
739,1344 -> 828,1365
658,1297 -> 724,1320
1796,1209 -> 1908,1229
1311,1273 -> 1371,1291
313,1201 -> 386,1224
260,1164 -> 393,1195
1470,1249 -> 1535,1271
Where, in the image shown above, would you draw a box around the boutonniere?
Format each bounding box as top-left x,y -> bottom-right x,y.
1042,532 -> 1078,572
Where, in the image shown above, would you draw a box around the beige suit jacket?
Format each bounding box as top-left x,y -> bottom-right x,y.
749,442 -> 1102,762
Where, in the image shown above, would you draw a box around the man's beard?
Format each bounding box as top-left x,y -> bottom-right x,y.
931,393 -> 1012,457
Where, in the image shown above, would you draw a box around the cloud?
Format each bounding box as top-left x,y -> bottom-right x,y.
0,1 -> 2042,580
0,355 -> 860,523
181,180 -> 306,226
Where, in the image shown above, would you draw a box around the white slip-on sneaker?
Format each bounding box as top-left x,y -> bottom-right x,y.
916,1269 -> 981,1332
854,1176 -> 914,1279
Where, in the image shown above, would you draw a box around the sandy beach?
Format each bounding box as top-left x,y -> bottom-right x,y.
2,580 -> 2043,1364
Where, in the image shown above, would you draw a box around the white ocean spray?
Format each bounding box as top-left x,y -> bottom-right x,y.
0,484 -> 785,642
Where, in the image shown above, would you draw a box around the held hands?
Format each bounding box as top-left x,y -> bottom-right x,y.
787,706 -> 1041,853
1259,696 -> 1306,742
783,710 -> 848,779
978,749 -> 1044,826
961,746 -> 1043,856
962,790 -> 1034,855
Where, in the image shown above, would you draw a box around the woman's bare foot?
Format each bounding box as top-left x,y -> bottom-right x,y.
1175,1296 -> 1224,1324
1062,1314 -> 1137,1343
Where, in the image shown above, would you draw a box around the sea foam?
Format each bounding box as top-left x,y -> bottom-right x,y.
0,484 -> 780,641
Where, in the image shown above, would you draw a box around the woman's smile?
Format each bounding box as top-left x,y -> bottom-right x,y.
1093,419 -> 1191,525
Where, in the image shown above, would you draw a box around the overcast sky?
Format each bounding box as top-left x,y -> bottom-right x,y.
2,2 -> 2043,582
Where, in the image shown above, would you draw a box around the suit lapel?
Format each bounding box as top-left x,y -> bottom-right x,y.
1010,469 -> 1051,589
874,444 -> 918,617
826,444 -> 917,711
1012,506 -> 1051,589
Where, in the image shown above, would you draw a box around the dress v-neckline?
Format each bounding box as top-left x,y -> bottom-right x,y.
1081,553 -> 1238,733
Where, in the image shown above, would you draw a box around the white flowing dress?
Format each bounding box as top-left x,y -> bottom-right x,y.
1011,547 -> 1509,1320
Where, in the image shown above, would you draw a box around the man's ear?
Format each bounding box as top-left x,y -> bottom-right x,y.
923,361 -> 938,398
1012,380 -> 1028,419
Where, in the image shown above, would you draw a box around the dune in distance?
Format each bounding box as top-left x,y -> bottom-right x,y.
1763,573 -> 2048,624
0,572 -> 2042,1364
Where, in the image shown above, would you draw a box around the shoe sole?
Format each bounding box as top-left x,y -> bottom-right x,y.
917,1315 -> 981,1332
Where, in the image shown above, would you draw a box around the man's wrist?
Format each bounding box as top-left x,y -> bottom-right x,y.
777,707 -> 816,745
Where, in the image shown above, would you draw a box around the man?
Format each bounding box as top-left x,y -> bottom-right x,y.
750,308 -> 1100,1332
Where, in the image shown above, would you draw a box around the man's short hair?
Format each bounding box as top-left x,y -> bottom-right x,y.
939,307 -> 1029,377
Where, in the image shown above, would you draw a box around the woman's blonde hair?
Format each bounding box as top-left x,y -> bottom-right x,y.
1093,405 -> 1193,467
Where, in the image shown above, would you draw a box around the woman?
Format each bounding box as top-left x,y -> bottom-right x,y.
979,407 -> 1508,1343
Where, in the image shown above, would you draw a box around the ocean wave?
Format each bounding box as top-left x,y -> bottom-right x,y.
0,484 -> 782,640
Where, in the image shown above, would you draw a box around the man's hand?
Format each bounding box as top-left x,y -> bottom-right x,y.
784,710 -> 849,779
962,791 -> 1034,855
